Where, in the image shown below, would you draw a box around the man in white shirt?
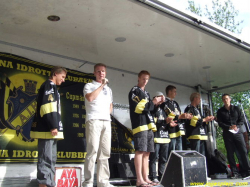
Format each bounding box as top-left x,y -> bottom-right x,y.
83,63 -> 113,187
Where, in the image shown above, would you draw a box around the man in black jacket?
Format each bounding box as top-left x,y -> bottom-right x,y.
217,94 -> 250,179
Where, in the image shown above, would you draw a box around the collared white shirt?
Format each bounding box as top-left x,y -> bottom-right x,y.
83,80 -> 113,122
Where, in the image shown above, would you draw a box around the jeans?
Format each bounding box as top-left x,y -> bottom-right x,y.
149,143 -> 169,180
189,139 -> 206,156
168,136 -> 182,156
37,139 -> 57,187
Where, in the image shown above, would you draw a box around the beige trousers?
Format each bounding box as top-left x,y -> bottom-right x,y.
83,119 -> 111,187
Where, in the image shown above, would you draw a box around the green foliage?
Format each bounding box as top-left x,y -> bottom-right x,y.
187,0 -> 243,34
212,90 -> 250,117
187,0 -> 202,16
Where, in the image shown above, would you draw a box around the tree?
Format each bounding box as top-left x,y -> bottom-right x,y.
187,0 -> 244,34
187,0 -> 202,16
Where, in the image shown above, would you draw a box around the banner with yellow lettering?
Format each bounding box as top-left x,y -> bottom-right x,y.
0,52 -> 134,163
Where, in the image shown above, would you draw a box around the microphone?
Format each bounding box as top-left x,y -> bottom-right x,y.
105,78 -> 109,85
102,78 -> 109,85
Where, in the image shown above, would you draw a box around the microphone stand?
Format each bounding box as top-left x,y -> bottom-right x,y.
239,101 -> 250,180
239,101 -> 250,133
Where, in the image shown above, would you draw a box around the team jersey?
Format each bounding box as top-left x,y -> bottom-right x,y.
30,80 -> 64,139
128,86 -> 156,135
152,106 -> 171,144
161,98 -> 185,138
184,104 -> 207,140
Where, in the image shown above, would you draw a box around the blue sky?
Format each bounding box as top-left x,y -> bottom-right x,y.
159,0 -> 250,43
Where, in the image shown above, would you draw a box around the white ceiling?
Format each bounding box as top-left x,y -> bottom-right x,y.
0,0 -> 249,93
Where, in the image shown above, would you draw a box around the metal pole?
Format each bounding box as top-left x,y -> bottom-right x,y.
239,102 -> 250,133
208,92 -> 217,149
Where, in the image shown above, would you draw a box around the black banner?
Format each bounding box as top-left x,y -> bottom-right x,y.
0,52 -> 134,163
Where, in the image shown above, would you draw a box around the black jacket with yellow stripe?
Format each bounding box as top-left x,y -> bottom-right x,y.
161,98 -> 185,138
151,106 -> 171,144
30,80 -> 64,139
184,104 -> 207,140
128,86 -> 156,135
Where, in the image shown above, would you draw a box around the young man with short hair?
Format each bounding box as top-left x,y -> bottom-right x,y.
128,70 -> 164,187
217,94 -> 250,179
149,91 -> 170,183
184,92 -> 214,156
161,85 -> 192,156
31,66 -> 67,187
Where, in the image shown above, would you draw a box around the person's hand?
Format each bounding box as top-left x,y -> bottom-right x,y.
102,78 -> 109,85
153,96 -> 163,105
179,113 -> 193,119
230,125 -> 238,131
169,120 -> 178,127
186,113 -> 193,119
160,95 -> 165,103
166,117 -> 173,124
209,116 -> 215,121
50,128 -> 58,136
204,116 -> 214,122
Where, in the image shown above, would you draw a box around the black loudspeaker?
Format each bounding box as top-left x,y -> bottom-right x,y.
160,151 -> 207,187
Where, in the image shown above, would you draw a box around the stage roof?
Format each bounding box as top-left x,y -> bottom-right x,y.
0,0 -> 249,93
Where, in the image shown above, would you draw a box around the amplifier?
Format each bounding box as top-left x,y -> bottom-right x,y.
160,151 -> 207,187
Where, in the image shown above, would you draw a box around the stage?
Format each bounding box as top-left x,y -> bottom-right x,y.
1,177 -> 250,187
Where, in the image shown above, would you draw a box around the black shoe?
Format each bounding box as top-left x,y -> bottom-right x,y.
241,172 -> 250,178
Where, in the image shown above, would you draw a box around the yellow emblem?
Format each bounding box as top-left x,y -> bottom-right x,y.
48,94 -> 54,102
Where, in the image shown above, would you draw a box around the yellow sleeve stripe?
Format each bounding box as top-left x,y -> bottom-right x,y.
190,116 -> 199,127
30,131 -> 64,140
132,123 -> 157,135
154,117 -> 157,123
169,130 -> 185,138
40,102 -> 57,117
187,135 -> 208,140
134,99 -> 147,114
154,138 -> 171,143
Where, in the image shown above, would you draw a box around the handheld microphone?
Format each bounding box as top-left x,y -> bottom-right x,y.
105,78 -> 109,85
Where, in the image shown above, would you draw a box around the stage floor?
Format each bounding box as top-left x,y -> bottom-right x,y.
0,177 -> 249,187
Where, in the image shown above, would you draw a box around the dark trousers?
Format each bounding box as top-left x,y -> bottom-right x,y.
168,136 -> 182,156
189,139 -> 206,156
149,143 -> 169,180
223,132 -> 250,174
37,139 -> 57,187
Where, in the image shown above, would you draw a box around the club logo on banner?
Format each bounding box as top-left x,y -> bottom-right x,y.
0,74 -> 37,141
0,52 -> 134,163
